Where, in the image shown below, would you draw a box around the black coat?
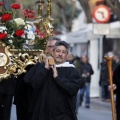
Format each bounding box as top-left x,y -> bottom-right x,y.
99,61 -> 109,86
0,76 -> 16,95
81,62 -> 94,83
14,64 -> 37,111
113,63 -> 120,120
24,62 -> 82,120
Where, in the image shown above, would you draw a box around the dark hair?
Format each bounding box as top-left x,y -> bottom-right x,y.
53,41 -> 69,53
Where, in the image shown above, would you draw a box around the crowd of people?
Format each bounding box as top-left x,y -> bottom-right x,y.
67,53 -> 94,111
0,37 -> 84,120
0,36 -> 120,120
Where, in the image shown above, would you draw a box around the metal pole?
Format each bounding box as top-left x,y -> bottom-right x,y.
38,0 -> 42,16
47,0 -> 51,18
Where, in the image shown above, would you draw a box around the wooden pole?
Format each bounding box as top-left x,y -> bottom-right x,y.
104,56 -> 116,120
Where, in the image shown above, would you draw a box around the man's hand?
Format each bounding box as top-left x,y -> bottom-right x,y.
51,64 -> 58,78
86,72 -> 90,76
108,84 -> 117,90
45,58 -> 50,69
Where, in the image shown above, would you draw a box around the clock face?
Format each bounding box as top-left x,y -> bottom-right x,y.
93,5 -> 110,23
0,53 -> 8,67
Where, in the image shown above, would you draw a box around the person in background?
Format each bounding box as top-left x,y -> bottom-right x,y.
113,54 -> 120,68
0,76 -> 15,120
73,56 -> 82,78
45,36 -> 61,55
114,54 -> 120,63
66,52 -> 74,64
109,62 -> 120,120
39,36 -> 61,63
13,65 -> 35,120
0,1 -> 16,120
24,41 -> 83,120
72,56 -> 82,113
99,59 -> 110,101
14,36 -> 61,120
79,55 -> 94,108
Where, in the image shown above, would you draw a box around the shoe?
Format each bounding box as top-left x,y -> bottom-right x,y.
85,104 -> 90,108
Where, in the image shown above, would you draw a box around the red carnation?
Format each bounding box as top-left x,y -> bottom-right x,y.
11,3 -> 20,9
0,33 -> 7,40
22,9 -> 35,18
35,29 -> 44,38
15,30 -> 24,37
39,33 -> 44,38
1,14 -> 12,21
35,29 -> 39,34
0,2 -> 5,6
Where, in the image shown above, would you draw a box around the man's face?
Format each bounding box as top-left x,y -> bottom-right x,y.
45,40 -> 57,55
53,45 -> 68,64
82,56 -> 88,63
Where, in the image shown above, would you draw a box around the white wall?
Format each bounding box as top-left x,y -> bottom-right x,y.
89,39 -> 100,97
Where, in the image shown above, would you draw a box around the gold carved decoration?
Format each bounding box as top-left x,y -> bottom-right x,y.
0,42 -> 11,80
34,0 -> 54,38
0,0 -> 53,81
0,41 -> 43,80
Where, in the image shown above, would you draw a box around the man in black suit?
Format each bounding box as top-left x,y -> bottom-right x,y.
14,36 -> 61,120
0,76 -> 15,120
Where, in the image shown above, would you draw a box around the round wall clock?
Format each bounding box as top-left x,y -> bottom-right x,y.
93,5 -> 111,23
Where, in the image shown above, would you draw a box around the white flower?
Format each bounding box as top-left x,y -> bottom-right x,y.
0,26 -> 7,33
8,34 -> 14,38
26,40 -> 28,44
21,34 -> 25,38
9,40 -> 13,44
27,31 -> 35,40
14,18 -> 25,27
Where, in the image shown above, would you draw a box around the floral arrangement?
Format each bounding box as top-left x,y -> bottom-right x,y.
0,2 -> 46,49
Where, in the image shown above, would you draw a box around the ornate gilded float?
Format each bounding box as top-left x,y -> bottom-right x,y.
0,0 -> 53,80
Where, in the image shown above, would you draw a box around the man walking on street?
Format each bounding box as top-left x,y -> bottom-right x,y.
24,41 -> 83,120
14,36 -> 61,120
79,55 -> 94,108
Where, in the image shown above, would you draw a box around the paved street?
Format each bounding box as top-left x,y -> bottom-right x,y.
77,107 -> 112,120
77,99 -> 112,120
10,105 -> 16,120
10,98 -> 112,120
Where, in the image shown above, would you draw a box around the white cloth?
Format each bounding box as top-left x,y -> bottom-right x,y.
56,62 -> 75,68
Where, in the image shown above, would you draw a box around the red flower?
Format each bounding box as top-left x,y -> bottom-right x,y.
0,33 -> 7,40
0,2 -> 5,6
35,29 -> 39,34
15,30 -> 24,37
1,14 -> 12,21
22,9 -> 35,18
35,29 -> 44,38
11,3 -> 20,9
39,33 -> 44,38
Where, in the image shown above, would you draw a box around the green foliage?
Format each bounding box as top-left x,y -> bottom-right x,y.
34,37 -> 47,51
51,0 -> 81,31
65,3 -> 81,20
